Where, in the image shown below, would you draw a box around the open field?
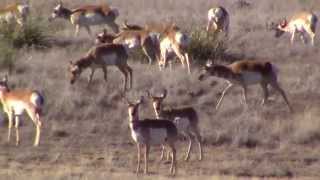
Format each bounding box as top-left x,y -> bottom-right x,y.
0,0 -> 320,179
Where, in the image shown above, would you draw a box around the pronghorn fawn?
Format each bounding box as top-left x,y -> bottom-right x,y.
49,1 -> 119,36
147,89 -> 202,161
198,60 -> 293,112
206,6 -> 229,36
0,76 -> 44,146
68,44 -> 132,90
159,25 -> 191,74
268,11 -> 318,46
125,96 -> 178,175
95,27 -> 160,65
0,2 -> 29,27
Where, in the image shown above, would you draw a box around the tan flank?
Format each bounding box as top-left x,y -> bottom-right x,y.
268,11 -> 318,45
125,96 -> 178,175
198,60 -> 293,112
0,76 -> 44,146
147,89 -> 202,161
68,44 -> 132,90
0,2 -> 29,26
206,6 -> 230,36
49,1 -> 119,36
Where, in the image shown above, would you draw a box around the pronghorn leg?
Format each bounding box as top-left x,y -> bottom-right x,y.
184,132 -> 193,161
168,143 -> 177,175
291,30 -> 296,44
7,111 -> 13,143
270,82 -> 293,112
88,68 -> 95,85
14,115 -> 20,146
74,25 -> 80,37
144,144 -> 150,174
300,33 -> 307,44
193,127 -> 203,161
260,82 -> 269,105
216,83 -> 234,110
241,85 -> 248,105
84,26 -> 92,37
159,50 -> 168,71
102,66 -> 107,82
126,65 -> 133,89
26,109 -> 41,146
118,66 -> 128,90
306,29 -> 315,46
184,53 -> 191,74
136,143 -> 141,174
173,47 -> 185,68
160,145 -> 166,160
206,20 -> 213,35
142,40 -> 156,65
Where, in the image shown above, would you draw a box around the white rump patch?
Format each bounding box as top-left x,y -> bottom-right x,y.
175,32 -> 189,47
242,71 -> 263,85
173,117 -> 190,133
102,53 -> 118,65
30,92 -> 43,107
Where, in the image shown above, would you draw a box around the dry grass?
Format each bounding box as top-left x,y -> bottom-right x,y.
0,0 -> 320,179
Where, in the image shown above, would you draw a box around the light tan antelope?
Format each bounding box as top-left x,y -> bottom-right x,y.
95,27 -> 160,65
0,2 -> 29,27
147,89 -> 202,161
159,25 -> 191,74
268,11 -> 318,45
0,76 -> 44,146
206,6 -> 229,36
198,60 -> 293,112
68,44 -> 132,90
125,96 -> 178,175
49,1 -> 119,36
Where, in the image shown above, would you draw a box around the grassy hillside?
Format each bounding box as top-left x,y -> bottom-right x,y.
0,0 -> 320,179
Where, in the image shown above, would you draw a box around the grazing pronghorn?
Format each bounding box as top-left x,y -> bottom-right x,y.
49,1 -> 119,36
206,6 -> 229,36
268,11 -> 318,45
95,28 -> 160,65
159,25 -> 191,74
147,89 -> 202,161
125,96 -> 178,175
198,60 -> 293,112
0,76 -> 44,146
0,2 -> 29,26
68,43 -> 132,90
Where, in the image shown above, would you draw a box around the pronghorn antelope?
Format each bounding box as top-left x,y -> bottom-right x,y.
95,27 -> 161,65
68,43 -> 132,90
0,2 -> 29,27
49,1 -> 119,36
147,89 -> 202,161
159,25 -> 191,74
125,96 -> 178,175
268,11 -> 318,45
198,60 -> 293,112
206,6 -> 229,36
0,76 -> 44,146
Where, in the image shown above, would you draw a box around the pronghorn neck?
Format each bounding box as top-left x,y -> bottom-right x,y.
211,65 -> 237,80
59,7 -> 72,20
75,55 -> 94,70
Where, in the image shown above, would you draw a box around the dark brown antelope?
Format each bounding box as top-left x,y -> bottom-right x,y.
0,2 -> 29,27
0,76 -> 44,146
125,96 -> 178,175
147,89 -> 202,161
268,11 -> 318,45
198,60 -> 293,112
206,6 -> 229,36
49,1 -> 119,36
68,44 -> 132,90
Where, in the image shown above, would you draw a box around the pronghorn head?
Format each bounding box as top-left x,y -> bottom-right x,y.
95,29 -> 116,44
49,1 -> 70,21
68,61 -> 82,84
0,75 -> 9,97
147,89 -> 167,118
198,59 -> 214,81
126,96 -> 144,122
267,19 -> 287,38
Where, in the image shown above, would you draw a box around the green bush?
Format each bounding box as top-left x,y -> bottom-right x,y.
187,28 -> 227,65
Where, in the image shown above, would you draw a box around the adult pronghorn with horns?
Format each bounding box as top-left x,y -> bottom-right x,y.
49,1 -> 120,36
0,1 -> 29,27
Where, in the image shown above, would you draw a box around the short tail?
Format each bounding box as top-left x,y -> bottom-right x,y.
30,91 -> 44,115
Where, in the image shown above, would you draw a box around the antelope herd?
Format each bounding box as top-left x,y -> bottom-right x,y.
0,0 -> 318,176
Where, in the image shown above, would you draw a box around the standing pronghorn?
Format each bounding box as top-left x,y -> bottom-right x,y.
0,2 -> 29,27
198,60 -> 293,112
0,76 -> 44,146
68,44 -> 132,90
206,6 -> 229,36
49,1 -> 119,36
125,96 -> 178,175
159,25 -> 191,74
268,11 -> 318,45
147,89 -> 202,161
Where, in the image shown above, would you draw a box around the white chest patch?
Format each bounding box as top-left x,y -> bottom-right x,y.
173,117 -> 190,134
102,53 -> 118,65
160,38 -> 174,53
242,71 -> 262,85
8,100 -> 28,115
125,38 -> 140,49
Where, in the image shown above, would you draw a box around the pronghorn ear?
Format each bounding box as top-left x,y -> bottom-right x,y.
161,89 -> 167,99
